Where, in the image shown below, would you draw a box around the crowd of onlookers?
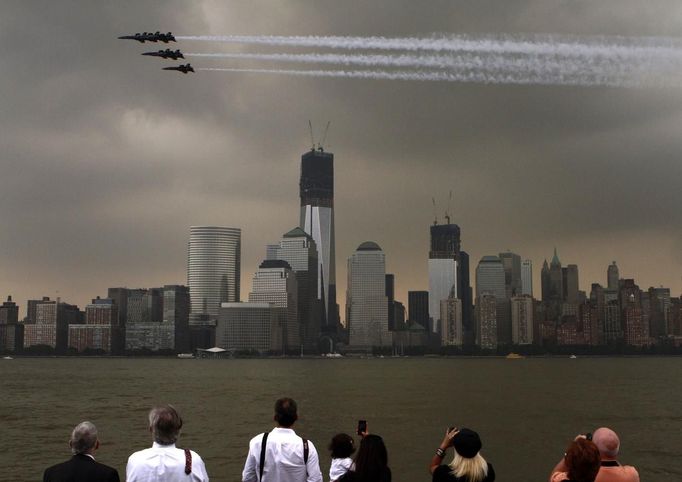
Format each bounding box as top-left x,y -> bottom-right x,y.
43,398 -> 639,482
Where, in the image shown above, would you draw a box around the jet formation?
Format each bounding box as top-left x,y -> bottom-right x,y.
118,31 -> 176,43
162,64 -> 194,74
120,31 -> 194,74
142,49 -> 184,60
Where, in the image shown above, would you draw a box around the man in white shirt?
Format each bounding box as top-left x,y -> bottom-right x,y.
242,397 -> 323,482
127,405 -> 209,482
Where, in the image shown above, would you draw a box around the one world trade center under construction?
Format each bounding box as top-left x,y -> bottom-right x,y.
299,147 -> 340,334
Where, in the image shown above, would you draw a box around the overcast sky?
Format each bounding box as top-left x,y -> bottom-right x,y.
1,1 -> 681,316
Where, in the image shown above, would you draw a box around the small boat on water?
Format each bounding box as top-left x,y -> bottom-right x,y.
177,353 -> 195,359
569,354 -> 578,359
506,353 -> 525,359
2,356 -> 13,360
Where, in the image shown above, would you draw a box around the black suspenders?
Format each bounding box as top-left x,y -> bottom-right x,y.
258,432 -> 309,481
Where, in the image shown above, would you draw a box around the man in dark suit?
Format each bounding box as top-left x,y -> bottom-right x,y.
43,421 -> 120,482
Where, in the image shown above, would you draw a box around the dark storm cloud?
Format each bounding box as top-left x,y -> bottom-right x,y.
1,1 -> 681,312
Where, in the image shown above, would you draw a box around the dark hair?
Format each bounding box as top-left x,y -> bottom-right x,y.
329,433 -> 356,459
274,398 -> 298,427
352,434 -> 390,482
565,439 -> 601,482
149,405 -> 183,445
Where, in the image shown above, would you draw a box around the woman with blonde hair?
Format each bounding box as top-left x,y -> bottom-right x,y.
429,427 -> 495,482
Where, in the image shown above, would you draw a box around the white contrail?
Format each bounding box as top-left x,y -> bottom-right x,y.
197,67 -> 656,88
178,33 -> 682,60
187,51 -> 675,79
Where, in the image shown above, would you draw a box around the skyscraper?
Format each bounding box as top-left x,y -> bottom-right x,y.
428,223 -> 460,332
248,259 -> 299,352
440,289 -> 463,346
511,295 -> 534,345
346,241 -> 390,349
476,294 -> 497,349
549,248 -> 563,301
272,227 -> 320,351
607,261 -> 619,291
499,252 -> 522,298
187,226 -> 241,321
475,256 -> 509,344
299,148 -> 338,332
563,264 -> 580,305
408,291 -> 429,330
521,259 -> 533,297
475,256 -> 506,300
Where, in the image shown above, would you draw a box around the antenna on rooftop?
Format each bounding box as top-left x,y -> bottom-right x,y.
308,120 -> 315,151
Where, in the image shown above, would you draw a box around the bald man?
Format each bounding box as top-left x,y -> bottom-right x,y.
592,427 -> 639,482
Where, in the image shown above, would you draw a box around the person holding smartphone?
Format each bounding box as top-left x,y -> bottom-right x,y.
429,427 -> 495,482
337,421 -> 391,482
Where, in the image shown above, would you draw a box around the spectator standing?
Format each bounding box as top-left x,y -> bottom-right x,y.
429,427 -> 494,482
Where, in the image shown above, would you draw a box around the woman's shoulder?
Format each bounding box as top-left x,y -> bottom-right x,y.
432,464 -> 455,481
338,471 -> 357,482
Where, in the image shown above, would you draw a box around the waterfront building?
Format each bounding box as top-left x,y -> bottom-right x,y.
346,241 -> 390,349
272,227 -> 320,351
26,296 -> 51,324
557,316 -> 581,345
69,297 -> 118,353
475,294 -> 497,349
248,259 -> 299,352
622,291 -> 649,347
499,252 -> 522,298
24,300 -> 82,352
580,302 -> 600,346
217,302 -> 281,353
428,223 -> 459,333
0,296 -> 23,353
187,226 -> 241,321
107,287 -> 129,328
408,291 -> 429,330
299,148 -> 339,331
440,289 -> 463,346
511,295 -> 534,345
521,259 -> 533,297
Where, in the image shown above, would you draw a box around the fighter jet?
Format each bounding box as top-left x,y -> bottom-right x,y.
118,32 -> 154,43
162,63 -> 194,74
157,32 -> 176,43
118,31 -> 175,43
142,49 -> 184,60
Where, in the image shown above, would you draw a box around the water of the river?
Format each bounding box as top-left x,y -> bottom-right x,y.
0,357 -> 679,482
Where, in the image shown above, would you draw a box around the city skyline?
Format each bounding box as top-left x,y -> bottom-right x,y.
1,1 -> 681,317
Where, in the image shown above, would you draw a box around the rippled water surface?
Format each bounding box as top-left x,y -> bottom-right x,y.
1,357 -> 680,482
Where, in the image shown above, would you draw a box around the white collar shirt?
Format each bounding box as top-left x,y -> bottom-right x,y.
242,427 -> 322,482
127,442 -> 209,482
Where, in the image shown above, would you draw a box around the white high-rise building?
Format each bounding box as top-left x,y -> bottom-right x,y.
346,241 -> 390,349
521,259 -> 533,297
248,260 -> 299,351
187,226 -> 241,321
428,223 -> 461,333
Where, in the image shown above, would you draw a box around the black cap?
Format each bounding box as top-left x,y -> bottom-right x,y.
453,428 -> 482,458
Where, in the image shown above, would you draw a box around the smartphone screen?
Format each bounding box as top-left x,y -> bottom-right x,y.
357,420 -> 367,435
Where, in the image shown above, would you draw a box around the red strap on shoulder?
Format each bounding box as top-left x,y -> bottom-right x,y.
184,448 -> 192,475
